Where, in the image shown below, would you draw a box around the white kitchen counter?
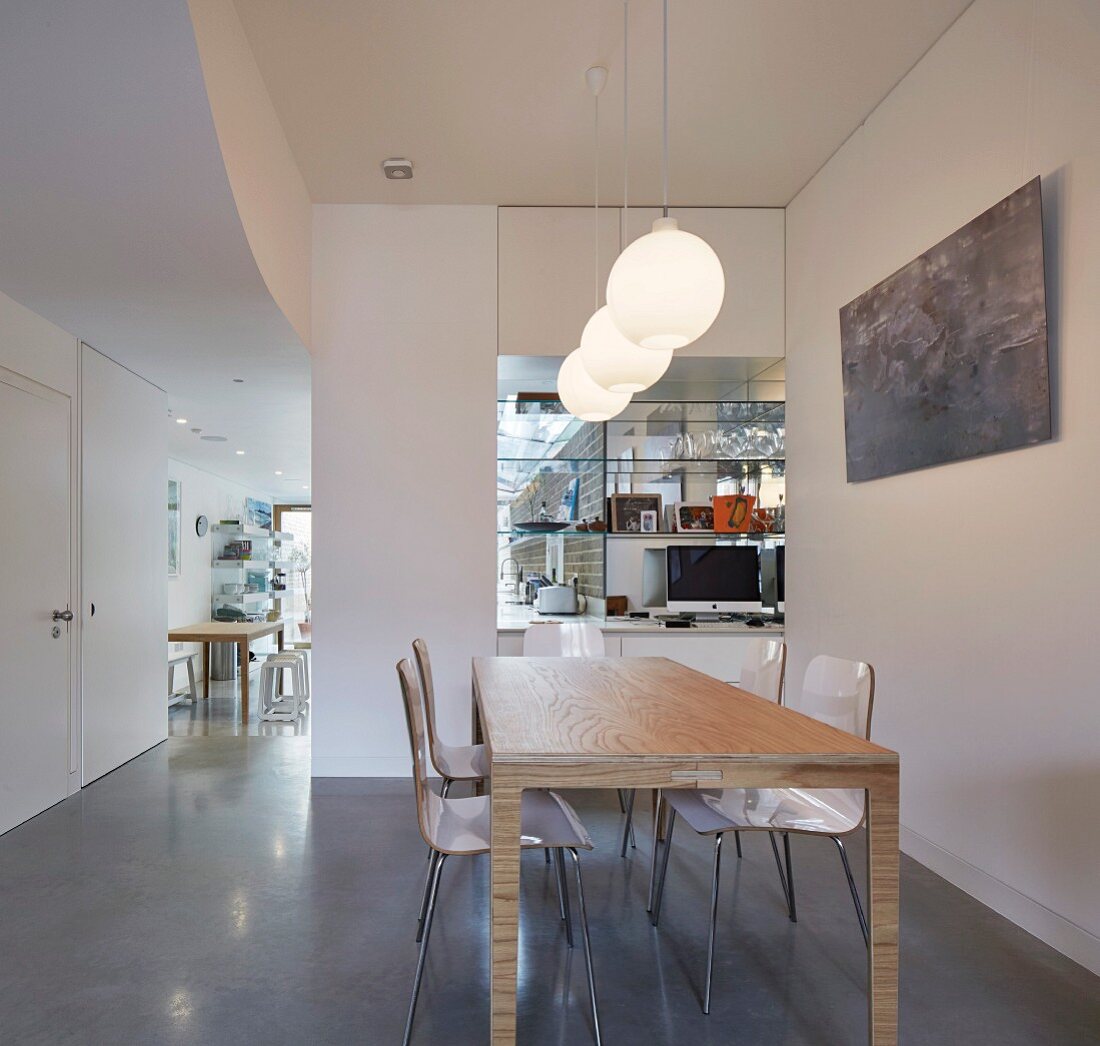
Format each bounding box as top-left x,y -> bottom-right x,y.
497,602 -> 784,636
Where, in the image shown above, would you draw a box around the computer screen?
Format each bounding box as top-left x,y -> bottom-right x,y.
666,544 -> 762,613
775,545 -> 785,610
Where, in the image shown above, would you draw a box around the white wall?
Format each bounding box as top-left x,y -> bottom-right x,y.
312,205 -> 497,776
785,0 -> 1100,973
167,458 -> 275,669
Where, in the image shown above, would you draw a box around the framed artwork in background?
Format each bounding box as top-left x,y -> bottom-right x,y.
609,493 -> 663,533
675,502 -> 715,532
714,493 -> 755,533
167,479 -> 181,576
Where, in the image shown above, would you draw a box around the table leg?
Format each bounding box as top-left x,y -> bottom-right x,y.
866,770 -> 900,1045
201,643 -> 209,701
490,775 -> 522,1044
239,639 -> 250,723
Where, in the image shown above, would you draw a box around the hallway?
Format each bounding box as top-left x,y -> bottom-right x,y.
1,736 -> 1097,1045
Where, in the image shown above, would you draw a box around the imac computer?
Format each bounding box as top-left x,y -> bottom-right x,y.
761,544 -> 786,616
666,544 -> 762,615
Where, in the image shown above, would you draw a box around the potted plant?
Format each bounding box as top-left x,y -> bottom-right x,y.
289,543 -> 312,640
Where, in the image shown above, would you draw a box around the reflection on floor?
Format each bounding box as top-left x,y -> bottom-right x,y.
2,738 -> 1098,1043
169,671 -> 309,737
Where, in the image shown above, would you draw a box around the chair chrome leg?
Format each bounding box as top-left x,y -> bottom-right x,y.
566,848 -> 602,1046
554,847 -> 574,947
651,808 -> 677,926
647,791 -> 665,913
545,848 -> 552,864
783,832 -> 796,922
619,788 -> 637,857
415,849 -> 440,942
734,831 -> 743,859
440,778 -> 452,799
403,853 -> 447,1046
768,831 -> 797,922
704,833 -> 724,1015
833,837 -> 869,946
616,788 -> 627,813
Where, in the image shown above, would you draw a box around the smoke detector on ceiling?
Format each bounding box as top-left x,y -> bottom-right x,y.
382,157 -> 413,180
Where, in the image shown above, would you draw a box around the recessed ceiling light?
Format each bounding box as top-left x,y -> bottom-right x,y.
175,417 -> 188,424
274,470 -> 283,476
200,435 -> 228,442
302,485 -> 309,490
235,450 -> 246,456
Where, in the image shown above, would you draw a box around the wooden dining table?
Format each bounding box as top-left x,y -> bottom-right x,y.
167,620 -> 285,722
472,656 -> 900,1045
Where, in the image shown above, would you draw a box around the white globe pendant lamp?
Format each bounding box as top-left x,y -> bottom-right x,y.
607,218 -> 724,349
557,348 -> 631,421
606,0 -> 725,351
579,306 -> 672,392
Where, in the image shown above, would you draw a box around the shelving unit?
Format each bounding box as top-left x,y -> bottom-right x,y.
497,396 -> 786,614
210,524 -> 295,618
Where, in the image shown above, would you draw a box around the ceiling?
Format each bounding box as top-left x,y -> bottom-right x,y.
0,0 -> 311,499
233,0 -> 972,207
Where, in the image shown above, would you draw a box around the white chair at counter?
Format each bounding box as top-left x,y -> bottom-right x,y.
648,653 -> 875,1014
522,620 -> 605,657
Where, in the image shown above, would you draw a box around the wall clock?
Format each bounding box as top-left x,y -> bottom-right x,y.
195,514 -> 209,537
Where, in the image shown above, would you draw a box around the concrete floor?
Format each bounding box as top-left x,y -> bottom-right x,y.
1,728 -> 1097,1044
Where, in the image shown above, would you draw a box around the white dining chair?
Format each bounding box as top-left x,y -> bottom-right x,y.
623,637 -> 788,858
648,654 -> 875,1014
397,659 -> 602,1046
412,638 -> 489,796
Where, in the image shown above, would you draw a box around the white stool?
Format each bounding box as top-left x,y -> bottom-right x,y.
270,649 -> 310,704
168,653 -> 197,707
258,655 -> 306,721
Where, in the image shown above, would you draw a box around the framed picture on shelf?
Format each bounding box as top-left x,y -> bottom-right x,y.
714,493 -> 756,533
245,497 -> 273,531
640,510 -> 658,534
609,494 -> 663,533
675,501 -> 715,532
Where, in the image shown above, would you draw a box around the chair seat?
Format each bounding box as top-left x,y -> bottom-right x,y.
433,740 -> 489,781
664,786 -> 864,837
424,789 -> 593,856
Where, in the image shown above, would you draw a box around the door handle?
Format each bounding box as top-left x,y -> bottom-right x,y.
52,609 -> 74,622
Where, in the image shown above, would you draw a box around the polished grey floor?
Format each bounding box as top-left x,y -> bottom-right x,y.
2,734 -> 1097,1044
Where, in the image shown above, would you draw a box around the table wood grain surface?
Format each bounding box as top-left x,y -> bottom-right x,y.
473,656 -> 900,1045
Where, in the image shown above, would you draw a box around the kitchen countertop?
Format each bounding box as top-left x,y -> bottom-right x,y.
497,603 -> 784,635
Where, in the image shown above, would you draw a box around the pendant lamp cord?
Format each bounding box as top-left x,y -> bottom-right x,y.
623,0 -> 629,221
594,85 -> 600,310
662,0 -> 669,216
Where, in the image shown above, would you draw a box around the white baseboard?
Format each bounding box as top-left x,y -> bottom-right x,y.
901,825 -> 1100,976
311,755 -> 410,778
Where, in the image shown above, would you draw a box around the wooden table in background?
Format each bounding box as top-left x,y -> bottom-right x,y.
168,620 -> 284,723
473,656 -> 900,1045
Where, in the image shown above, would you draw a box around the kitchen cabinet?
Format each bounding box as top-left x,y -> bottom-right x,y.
622,207 -> 785,359
498,207 -> 621,357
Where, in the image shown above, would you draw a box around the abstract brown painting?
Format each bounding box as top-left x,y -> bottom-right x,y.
840,178 -> 1051,482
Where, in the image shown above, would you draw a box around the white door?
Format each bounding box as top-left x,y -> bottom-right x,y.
0,368 -> 71,834
81,346 -> 166,784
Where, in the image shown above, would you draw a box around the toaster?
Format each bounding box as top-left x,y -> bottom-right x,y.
534,585 -> 579,615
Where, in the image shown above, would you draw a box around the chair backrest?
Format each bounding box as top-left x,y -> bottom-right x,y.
522,621 -> 606,657
739,638 -> 786,703
797,654 -> 875,739
411,638 -> 444,775
396,657 -> 440,852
